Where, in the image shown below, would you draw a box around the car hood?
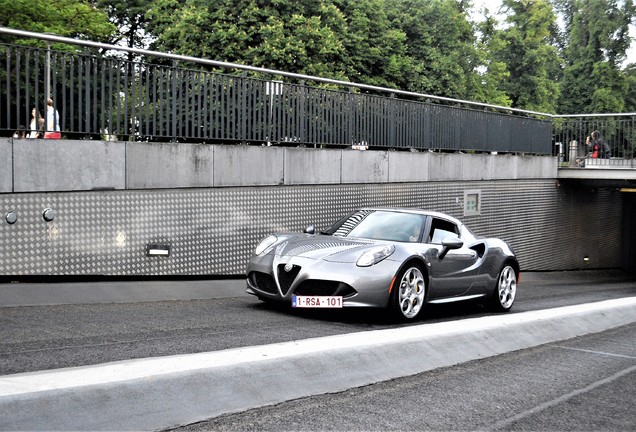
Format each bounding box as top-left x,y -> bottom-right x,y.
273,234 -> 380,263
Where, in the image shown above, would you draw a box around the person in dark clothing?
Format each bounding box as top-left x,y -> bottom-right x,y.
589,130 -> 611,159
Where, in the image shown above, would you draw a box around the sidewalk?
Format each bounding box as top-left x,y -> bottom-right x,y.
0,278 -> 247,307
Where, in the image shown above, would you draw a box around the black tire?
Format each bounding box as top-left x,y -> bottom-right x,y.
490,264 -> 517,312
389,264 -> 427,320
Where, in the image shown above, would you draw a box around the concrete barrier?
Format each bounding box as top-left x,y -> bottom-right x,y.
3,138 -> 559,192
0,138 -> 11,193
13,139 -> 126,192
1,297 -> 634,431
126,142 -> 214,189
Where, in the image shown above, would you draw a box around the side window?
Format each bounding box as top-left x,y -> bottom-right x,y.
428,218 -> 460,244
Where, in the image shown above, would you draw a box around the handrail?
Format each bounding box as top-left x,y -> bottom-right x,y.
0,26 -> 552,118
3,26 -> 635,120
554,113 -> 636,118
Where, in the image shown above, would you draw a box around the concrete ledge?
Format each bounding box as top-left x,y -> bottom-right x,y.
516,154 -> 558,178
284,148 -> 342,185
461,153 -> 492,181
388,151 -> 429,182
0,138 -> 11,192
1,297 -> 634,431
126,142 -> 214,189
214,145 -> 285,186
2,139 -> 559,192
341,150 -> 389,183
13,139 -> 125,192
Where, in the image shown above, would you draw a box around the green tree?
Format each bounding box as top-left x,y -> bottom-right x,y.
470,10 -> 512,106
625,64 -> 636,112
492,0 -> 561,112
0,0 -> 115,45
145,0 -> 422,88
558,0 -> 635,113
95,0 -> 151,61
387,0 -> 480,99
146,0 -> 350,80
334,0 -> 411,89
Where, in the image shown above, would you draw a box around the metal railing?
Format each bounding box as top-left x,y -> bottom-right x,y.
552,114 -> 636,168
1,27 -> 553,153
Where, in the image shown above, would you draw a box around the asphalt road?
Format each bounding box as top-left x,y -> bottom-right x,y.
0,271 -> 634,376
174,322 -> 636,431
0,271 -> 635,431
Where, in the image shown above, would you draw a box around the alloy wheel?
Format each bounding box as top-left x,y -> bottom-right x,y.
398,267 -> 426,319
497,265 -> 517,310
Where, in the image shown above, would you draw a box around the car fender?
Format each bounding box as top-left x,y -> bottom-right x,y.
388,254 -> 431,299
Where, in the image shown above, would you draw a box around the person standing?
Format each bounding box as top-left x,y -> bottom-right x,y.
589,130 -> 611,159
28,108 -> 44,138
44,98 -> 61,139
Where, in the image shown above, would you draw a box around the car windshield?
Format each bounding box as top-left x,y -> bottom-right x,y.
326,210 -> 425,243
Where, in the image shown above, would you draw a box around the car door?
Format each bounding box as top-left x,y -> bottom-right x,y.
426,217 -> 481,299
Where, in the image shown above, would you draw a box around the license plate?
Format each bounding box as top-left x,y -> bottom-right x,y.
292,295 -> 343,308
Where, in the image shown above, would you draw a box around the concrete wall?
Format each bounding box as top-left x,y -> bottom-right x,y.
0,180 -> 622,275
126,143 -> 214,189
5,138 -> 598,276
4,138 -> 558,192
0,139 -> 11,193
11,139 -> 125,192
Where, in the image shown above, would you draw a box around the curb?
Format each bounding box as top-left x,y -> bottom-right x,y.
1,297 -> 635,431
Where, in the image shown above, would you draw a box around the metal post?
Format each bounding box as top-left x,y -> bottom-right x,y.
44,41 -> 51,131
45,42 -> 51,100
172,60 -> 177,142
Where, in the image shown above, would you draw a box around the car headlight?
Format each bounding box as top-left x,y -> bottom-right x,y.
356,244 -> 395,267
255,235 -> 278,256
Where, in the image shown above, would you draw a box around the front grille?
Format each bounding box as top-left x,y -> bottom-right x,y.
250,272 -> 278,295
294,280 -> 357,298
277,264 -> 301,295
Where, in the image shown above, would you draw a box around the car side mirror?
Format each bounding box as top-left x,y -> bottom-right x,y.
304,225 -> 315,235
439,237 -> 463,259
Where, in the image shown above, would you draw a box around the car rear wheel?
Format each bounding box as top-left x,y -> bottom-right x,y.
390,265 -> 426,320
491,264 -> 517,311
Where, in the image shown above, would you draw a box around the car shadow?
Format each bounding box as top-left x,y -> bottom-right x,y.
248,297 -> 498,327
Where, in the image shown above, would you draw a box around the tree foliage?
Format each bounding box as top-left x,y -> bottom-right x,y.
491,0 -> 562,112
558,0 -> 635,113
146,0 -> 350,80
1,0 -> 635,114
387,0 -> 481,99
0,0 -> 115,46
95,0 -> 150,61
471,12 -> 513,106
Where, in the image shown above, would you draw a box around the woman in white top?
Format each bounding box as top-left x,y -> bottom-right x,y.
28,108 -> 43,139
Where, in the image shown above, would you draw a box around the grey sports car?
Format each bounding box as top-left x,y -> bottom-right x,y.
246,208 -> 519,320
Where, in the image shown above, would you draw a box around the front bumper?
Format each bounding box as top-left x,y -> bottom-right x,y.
246,254 -> 399,308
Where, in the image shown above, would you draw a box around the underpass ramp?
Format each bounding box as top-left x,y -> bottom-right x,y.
1,297 -> 635,431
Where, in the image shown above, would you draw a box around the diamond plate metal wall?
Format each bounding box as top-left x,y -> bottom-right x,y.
0,180 -> 622,275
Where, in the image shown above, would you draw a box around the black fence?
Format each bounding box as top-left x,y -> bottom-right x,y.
1,36 -> 553,154
6,29 -> 636,168
553,116 -> 636,167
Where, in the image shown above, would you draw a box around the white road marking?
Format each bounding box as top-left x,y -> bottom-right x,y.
0,297 -> 635,397
483,365 -> 636,431
554,346 -> 636,360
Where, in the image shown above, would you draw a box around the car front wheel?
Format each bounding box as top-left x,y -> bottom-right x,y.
390,265 -> 426,320
491,264 -> 517,311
